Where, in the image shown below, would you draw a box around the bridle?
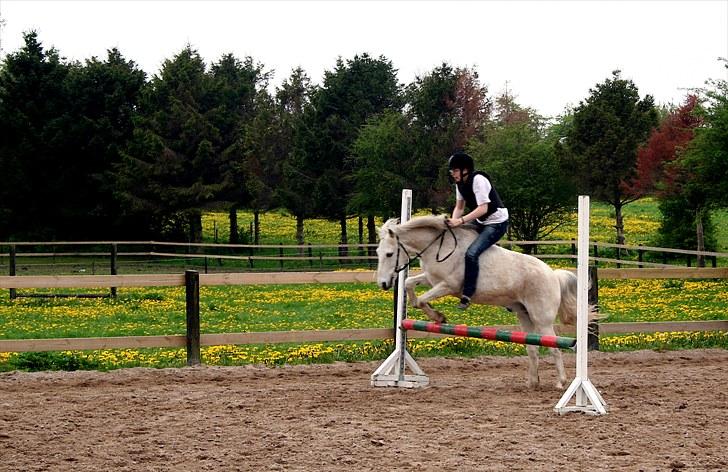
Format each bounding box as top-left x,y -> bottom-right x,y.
392,224 -> 458,273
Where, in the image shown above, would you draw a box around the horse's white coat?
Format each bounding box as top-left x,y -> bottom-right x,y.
376,215 -> 580,389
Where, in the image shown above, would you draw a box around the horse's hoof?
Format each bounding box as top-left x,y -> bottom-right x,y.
528,376 -> 540,390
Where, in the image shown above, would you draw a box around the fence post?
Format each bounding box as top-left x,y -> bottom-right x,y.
185,270 -> 201,366
279,243 -> 284,270
712,256 -> 717,268
110,244 -> 118,298
308,243 -> 313,268
615,245 -> 621,268
588,265 -> 599,351
592,244 -> 599,267
9,244 -> 16,300
571,239 -> 576,257
638,246 -> 644,268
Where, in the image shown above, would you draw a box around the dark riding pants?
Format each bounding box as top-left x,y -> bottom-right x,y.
463,220 -> 509,299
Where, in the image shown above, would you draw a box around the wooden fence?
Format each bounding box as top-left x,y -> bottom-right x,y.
1,268 -> 727,364
1,240 -> 725,278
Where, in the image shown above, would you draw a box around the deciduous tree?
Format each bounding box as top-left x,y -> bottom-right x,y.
406,64 -> 491,210
566,70 -> 658,246
471,93 -> 575,252
295,54 -> 401,246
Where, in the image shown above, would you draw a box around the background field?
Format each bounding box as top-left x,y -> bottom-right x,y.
1,198 -> 727,371
202,198 -> 728,251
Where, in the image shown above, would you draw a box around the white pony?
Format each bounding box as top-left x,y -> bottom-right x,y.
375,215 -> 580,389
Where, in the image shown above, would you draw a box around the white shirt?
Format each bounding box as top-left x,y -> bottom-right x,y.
455,174 -> 509,225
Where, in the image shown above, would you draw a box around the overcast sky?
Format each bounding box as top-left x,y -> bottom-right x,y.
1,0 -> 727,117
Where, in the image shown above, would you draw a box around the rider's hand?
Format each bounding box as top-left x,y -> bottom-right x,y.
446,217 -> 464,227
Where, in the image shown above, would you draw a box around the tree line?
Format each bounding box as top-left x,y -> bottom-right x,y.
1,32 -> 726,255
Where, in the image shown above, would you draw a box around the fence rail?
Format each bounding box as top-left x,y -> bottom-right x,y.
0,268 -> 726,359
3,239 -> 727,258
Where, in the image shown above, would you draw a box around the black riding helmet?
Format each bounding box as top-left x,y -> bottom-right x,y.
448,151 -> 474,173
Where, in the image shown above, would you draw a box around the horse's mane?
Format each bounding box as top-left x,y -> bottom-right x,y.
400,215 -> 448,231
379,215 -> 448,238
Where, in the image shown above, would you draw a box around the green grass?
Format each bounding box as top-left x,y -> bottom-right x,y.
1,276 -> 727,371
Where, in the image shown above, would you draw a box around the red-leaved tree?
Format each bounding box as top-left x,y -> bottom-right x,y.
629,94 -> 715,264
627,95 -> 702,197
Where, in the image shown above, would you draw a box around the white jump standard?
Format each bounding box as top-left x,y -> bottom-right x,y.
371,189 -> 430,387
554,196 -> 607,415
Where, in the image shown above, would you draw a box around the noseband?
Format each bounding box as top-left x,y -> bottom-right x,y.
393,225 -> 458,273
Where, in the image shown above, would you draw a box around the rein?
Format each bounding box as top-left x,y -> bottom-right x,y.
393,224 -> 458,273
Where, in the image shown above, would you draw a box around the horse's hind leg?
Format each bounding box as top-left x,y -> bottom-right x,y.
531,320 -> 567,389
538,328 -> 566,390
524,345 -> 540,390
548,346 -> 566,390
511,304 -> 540,389
518,301 -> 568,390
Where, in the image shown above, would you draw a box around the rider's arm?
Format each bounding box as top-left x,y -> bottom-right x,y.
449,201 -> 488,227
462,203 -> 488,223
451,199 -> 465,220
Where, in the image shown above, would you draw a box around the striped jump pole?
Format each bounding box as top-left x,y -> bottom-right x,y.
401,319 -> 576,350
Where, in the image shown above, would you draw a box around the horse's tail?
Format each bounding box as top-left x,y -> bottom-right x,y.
555,269 -> 599,326
555,269 -> 578,325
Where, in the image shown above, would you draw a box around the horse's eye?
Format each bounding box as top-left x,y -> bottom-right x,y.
386,252 -> 394,258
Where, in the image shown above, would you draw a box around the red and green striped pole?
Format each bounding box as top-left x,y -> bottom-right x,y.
401,319 -> 576,349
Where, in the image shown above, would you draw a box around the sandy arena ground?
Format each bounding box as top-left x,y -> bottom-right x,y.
1,348 -> 726,471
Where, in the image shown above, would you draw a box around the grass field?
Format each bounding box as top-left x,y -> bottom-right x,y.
1,198 -> 727,371
202,198 -> 728,252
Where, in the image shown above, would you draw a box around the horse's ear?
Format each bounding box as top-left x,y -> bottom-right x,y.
394,218 -> 400,224
388,228 -> 395,237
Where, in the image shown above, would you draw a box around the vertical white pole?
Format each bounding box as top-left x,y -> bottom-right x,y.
555,195 -> 607,414
575,195 -> 590,404
395,190 -> 412,378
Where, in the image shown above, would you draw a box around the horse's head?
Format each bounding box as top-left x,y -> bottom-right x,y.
375,218 -> 401,290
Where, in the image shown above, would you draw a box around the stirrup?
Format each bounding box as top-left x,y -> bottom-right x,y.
457,296 -> 471,310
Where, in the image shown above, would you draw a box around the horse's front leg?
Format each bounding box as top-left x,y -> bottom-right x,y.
408,281 -> 453,324
404,273 -> 430,309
